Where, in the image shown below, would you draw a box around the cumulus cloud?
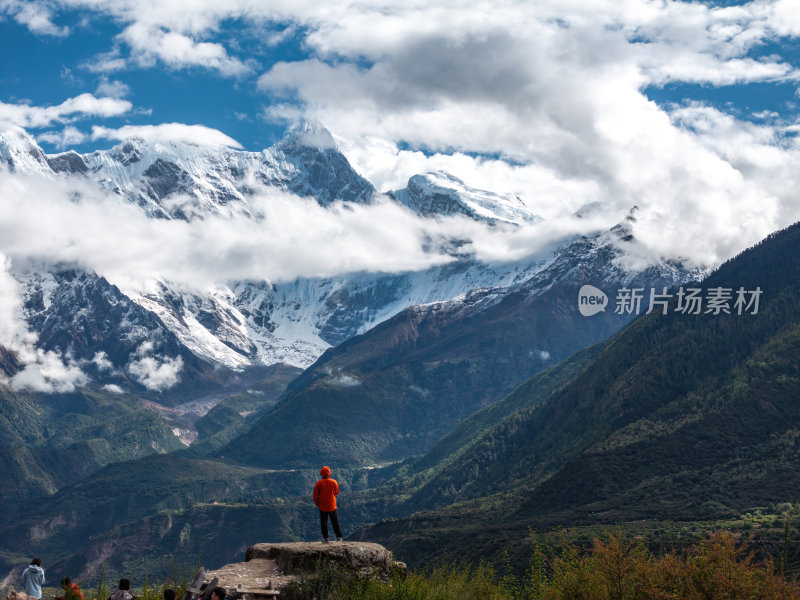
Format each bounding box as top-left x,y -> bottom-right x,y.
1,0 -> 68,36
0,93 -> 132,130
7,1 -> 799,199
118,22 -> 252,76
84,48 -> 129,74
95,77 -> 131,99
92,351 -> 114,372
0,171 -> 482,291
127,341 -> 183,391
246,2 -> 799,243
91,123 -> 243,148
11,347 -> 89,392
37,126 -> 88,149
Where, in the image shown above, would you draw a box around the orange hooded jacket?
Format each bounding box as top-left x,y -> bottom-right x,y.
313,466 -> 339,512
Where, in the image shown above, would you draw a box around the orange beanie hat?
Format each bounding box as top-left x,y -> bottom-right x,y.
320,466 -> 331,477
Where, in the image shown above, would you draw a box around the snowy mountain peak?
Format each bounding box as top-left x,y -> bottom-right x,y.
280,118 -> 337,151
47,150 -> 89,175
107,137 -> 146,166
266,120 -> 374,206
391,170 -> 540,226
608,206 -> 640,242
0,126 -> 51,174
1,123 -> 375,216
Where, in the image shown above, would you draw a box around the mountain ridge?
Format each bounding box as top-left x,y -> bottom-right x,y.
222,217 -> 702,468
349,220 -> 800,567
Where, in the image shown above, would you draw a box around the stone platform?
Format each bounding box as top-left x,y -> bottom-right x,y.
207,541 -> 405,597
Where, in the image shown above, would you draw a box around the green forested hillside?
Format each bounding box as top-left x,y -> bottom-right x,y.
1,454 -> 311,559
353,222 -> 800,567
0,385 -> 185,524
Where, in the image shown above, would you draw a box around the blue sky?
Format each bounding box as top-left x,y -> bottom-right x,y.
0,10 -> 305,151
2,0 -> 799,156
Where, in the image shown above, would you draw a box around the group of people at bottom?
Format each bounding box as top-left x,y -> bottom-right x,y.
21,562 -> 227,600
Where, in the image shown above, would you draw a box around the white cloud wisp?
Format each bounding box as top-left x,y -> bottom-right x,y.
0,93 -> 132,130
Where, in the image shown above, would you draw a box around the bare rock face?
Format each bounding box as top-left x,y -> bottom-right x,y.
6,591 -> 37,600
208,541 -> 405,597
246,541 -> 404,579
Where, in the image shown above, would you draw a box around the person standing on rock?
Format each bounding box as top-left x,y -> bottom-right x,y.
313,465 -> 343,542
21,558 -> 45,599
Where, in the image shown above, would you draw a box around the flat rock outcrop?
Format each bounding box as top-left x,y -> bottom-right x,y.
247,541 -> 404,578
208,541 -> 405,597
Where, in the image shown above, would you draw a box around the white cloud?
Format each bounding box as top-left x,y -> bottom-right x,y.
0,171 -> 467,290
0,253 -> 28,351
0,93 -> 132,130
37,126 -> 88,149
95,77 -> 130,98
1,0 -> 68,36
118,22 -> 252,76
127,342 -> 183,391
92,351 -> 114,372
11,347 -> 89,392
84,49 -> 129,74
91,123 -> 243,148
103,383 -> 124,393
327,373 -> 361,388
756,0 -> 800,38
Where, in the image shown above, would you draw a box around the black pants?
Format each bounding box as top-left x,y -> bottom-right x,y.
320,509 -> 342,540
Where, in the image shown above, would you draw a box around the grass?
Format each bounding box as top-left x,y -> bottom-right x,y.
6,524 -> 800,600
279,530 -> 800,600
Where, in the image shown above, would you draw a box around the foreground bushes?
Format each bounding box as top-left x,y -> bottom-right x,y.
283,531 -> 800,599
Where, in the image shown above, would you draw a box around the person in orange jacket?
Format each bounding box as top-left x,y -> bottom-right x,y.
313,465 -> 343,543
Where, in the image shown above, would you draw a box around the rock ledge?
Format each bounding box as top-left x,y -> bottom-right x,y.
247,541 -> 404,579
209,541 -> 405,597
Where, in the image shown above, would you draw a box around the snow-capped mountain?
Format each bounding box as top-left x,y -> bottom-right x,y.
391,171 -> 540,226
16,269 -> 280,401
0,122 -> 705,400
127,260 -> 542,370
2,120 -> 375,219
226,213 -> 705,469
0,127 -> 53,175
